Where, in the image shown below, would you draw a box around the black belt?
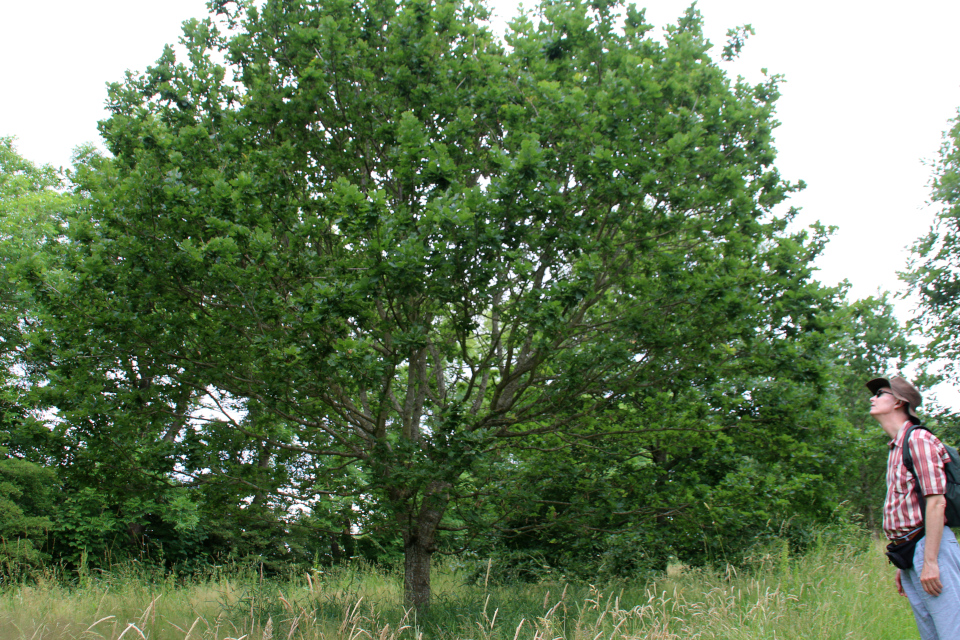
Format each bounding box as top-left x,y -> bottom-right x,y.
892,527 -> 924,543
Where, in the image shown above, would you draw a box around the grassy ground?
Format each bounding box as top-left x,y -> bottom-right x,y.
0,536 -> 921,640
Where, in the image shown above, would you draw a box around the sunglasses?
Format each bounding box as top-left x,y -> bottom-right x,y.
874,389 -> 895,399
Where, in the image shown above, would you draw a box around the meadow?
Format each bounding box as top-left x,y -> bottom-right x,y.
0,536 -> 922,640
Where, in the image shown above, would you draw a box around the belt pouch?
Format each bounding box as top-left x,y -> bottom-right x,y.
885,533 -> 923,570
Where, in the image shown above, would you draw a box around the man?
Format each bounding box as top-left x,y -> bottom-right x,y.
868,376 -> 960,639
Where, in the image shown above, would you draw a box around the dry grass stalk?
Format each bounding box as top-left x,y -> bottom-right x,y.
0,538 -> 924,639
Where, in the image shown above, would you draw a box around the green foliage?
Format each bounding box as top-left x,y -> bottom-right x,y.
0,452 -> 55,575
907,109 -> 960,375
822,294 -> 914,529
902,106 -> 960,473
4,0 -> 907,602
470,289 -> 914,580
0,139 -> 70,577
0,137 -> 73,370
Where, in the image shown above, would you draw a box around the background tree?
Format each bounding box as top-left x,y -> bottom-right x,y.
0,139 -> 70,574
19,0 -> 866,608
904,108 -> 960,447
824,294 -> 913,529
0,136 -> 74,423
908,109 -> 960,375
0,140 -> 263,571
470,240 -> 914,579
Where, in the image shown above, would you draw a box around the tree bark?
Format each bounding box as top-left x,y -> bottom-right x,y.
401,483 -> 449,611
404,534 -> 433,611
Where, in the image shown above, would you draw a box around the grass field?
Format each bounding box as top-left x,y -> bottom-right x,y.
0,536 -> 922,640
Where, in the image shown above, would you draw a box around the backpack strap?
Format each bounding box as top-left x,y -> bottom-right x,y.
902,423 -> 931,522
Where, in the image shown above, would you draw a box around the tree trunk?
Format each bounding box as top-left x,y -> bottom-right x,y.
401,483 -> 449,612
404,535 -> 433,612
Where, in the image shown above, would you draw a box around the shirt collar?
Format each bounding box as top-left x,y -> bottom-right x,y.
888,420 -> 915,449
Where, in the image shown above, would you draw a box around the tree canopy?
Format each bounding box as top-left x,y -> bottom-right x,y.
7,0 -> 887,607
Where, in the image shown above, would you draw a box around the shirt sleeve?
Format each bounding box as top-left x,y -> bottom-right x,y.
907,430 -> 949,497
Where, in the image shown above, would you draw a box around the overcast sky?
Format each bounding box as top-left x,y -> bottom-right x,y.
4,1 -> 960,400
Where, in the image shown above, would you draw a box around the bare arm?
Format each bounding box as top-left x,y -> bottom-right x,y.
895,569 -> 906,597
920,494 -> 947,596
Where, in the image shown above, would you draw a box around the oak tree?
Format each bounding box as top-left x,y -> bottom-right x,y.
31,0 -> 818,607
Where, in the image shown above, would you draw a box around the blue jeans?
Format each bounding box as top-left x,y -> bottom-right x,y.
902,526 -> 960,640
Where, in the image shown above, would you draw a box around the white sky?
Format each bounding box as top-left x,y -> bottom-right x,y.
3,0 -> 960,403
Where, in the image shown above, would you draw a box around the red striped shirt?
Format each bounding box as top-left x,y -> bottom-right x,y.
883,421 -> 951,540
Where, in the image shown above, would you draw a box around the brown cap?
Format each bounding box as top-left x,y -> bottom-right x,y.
866,376 -> 922,424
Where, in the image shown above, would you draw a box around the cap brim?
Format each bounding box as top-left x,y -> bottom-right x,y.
866,377 -> 891,394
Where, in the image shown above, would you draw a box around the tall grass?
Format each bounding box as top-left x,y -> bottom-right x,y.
0,535 -> 921,640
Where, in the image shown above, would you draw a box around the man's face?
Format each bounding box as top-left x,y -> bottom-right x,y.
869,387 -> 900,419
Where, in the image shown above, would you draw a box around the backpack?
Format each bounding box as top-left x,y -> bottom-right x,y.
902,424 -> 960,527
